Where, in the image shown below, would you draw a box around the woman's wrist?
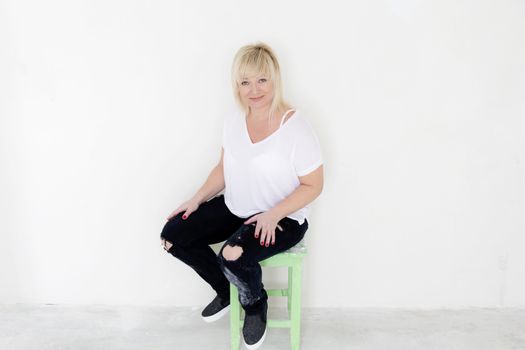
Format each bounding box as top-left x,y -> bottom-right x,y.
191,192 -> 206,205
268,207 -> 287,222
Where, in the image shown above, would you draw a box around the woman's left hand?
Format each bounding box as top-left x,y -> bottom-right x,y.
244,210 -> 284,247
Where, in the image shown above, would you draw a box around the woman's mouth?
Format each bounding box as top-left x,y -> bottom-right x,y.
249,96 -> 264,101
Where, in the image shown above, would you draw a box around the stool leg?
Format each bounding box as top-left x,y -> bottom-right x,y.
290,262 -> 302,350
230,283 -> 241,350
287,266 -> 293,315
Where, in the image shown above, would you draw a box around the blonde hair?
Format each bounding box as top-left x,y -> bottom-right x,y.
231,42 -> 291,121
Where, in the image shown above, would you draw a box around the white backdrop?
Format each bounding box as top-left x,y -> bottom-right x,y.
1,0 -> 524,308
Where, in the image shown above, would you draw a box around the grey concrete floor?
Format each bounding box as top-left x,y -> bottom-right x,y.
1,304 -> 524,350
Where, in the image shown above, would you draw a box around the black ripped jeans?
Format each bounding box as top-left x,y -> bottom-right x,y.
159,194 -> 308,314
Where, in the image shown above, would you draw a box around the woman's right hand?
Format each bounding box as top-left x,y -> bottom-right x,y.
166,198 -> 200,221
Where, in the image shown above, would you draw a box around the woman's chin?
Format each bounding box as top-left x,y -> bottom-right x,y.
248,101 -> 270,110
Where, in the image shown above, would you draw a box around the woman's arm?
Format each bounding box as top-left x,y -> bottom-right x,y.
190,148 -> 226,205
269,164 -> 324,220
166,148 -> 225,221
244,164 -> 324,246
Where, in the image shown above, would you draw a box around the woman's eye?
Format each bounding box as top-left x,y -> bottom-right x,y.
241,81 -> 249,86
259,78 -> 267,83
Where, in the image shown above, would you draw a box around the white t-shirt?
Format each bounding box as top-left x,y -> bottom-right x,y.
222,108 -> 323,225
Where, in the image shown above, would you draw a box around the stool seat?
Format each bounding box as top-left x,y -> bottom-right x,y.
229,239 -> 307,350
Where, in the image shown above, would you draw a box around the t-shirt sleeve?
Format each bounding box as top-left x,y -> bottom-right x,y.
292,119 -> 324,176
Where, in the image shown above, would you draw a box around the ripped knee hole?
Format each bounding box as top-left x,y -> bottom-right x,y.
222,245 -> 243,261
161,238 -> 173,251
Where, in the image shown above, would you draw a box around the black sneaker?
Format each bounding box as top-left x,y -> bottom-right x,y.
201,294 -> 230,323
242,301 -> 268,349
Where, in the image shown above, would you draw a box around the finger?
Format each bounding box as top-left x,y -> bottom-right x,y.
258,226 -> 266,245
182,210 -> 191,220
276,224 -> 283,232
271,230 -> 276,245
264,229 -> 273,247
244,216 -> 257,225
167,208 -> 184,220
254,222 -> 262,239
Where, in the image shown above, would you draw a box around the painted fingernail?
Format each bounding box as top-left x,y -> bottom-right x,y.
255,235 -> 258,238
265,243 -> 269,247
182,215 -> 187,219
260,241 -> 264,245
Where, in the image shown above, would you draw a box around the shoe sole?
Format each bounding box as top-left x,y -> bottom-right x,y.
243,327 -> 267,350
201,304 -> 230,323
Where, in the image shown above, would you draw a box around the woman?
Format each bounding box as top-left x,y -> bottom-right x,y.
160,42 -> 324,349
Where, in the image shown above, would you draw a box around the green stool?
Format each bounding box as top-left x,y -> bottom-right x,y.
229,240 -> 307,350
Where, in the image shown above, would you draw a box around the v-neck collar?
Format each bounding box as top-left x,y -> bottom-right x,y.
243,110 -> 299,146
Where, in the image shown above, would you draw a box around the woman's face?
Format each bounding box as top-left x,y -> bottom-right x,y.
238,73 -> 274,112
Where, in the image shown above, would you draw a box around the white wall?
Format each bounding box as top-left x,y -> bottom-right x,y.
1,0 -> 524,308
